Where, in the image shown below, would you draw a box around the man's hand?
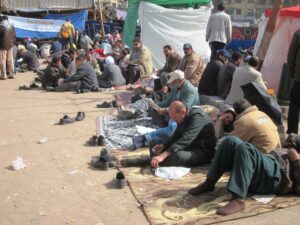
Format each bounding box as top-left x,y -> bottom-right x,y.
287,149 -> 300,161
157,107 -> 166,115
151,144 -> 164,156
151,155 -> 164,168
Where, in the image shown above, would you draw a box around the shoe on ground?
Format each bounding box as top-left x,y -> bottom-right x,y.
100,148 -> 113,162
46,86 -> 56,92
1,77 -> 7,80
29,83 -> 39,88
116,171 -> 126,189
8,76 -> 15,79
88,135 -> 99,146
19,85 -> 31,90
91,156 -> 109,170
216,198 -> 245,215
97,135 -> 105,146
59,115 -> 75,125
75,112 -> 85,121
96,101 -> 113,108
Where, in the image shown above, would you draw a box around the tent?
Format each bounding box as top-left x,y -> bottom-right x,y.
139,2 -> 211,69
254,5 -> 300,93
123,0 -> 211,48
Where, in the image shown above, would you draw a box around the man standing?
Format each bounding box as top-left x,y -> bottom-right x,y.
126,39 -> 153,84
0,15 -> 16,79
206,3 -> 232,61
157,45 -> 182,85
60,19 -> 75,50
287,28 -> 300,134
179,43 -> 205,87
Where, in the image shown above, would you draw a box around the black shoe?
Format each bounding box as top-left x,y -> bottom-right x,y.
35,77 -> 42,82
98,135 -> 105,146
29,83 -> 39,89
111,100 -> 117,107
59,115 -> 75,125
91,157 -> 109,170
19,85 -> 31,90
100,148 -> 113,162
88,135 -> 99,146
75,112 -> 85,121
96,101 -> 113,108
116,171 -> 126,189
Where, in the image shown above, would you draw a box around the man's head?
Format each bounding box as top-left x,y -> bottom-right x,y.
163,45 -> 173,57
114,39 -> 123,48
51,56 -> 61,66
68,48 -> 77,60
233,99 -> 251,115
105,56 -> 115,65
231,52 -> 243,66
120,48 -> 130,57
75,56 -> 85,68
217,3 -> 225,11
221,109 -> 237,125
217,49 -> 231,63
183,43 -> 193,56
168,101 -> 187,124
86,51 -> 92,61
248,56 -> 260,69
167,70 -> 185,88
133,38 -> 141,50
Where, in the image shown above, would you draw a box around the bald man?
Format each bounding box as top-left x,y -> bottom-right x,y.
150,101 -> 216,168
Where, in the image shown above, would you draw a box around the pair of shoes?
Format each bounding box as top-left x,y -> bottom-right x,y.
88,135 -> 105,146
96,101 -> 114,108
91,148 -> 115,169
19,85 -> 31,90
59,112 -> 85,125
132,135 -> 145,150
116,171 -> 126,189
29,83 -> 39,89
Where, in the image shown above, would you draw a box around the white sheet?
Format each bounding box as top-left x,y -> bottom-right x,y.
139,2 -> 211,70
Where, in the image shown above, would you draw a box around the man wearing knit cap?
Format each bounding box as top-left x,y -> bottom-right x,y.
179,43 -> 205,87
98,56 -> 126,88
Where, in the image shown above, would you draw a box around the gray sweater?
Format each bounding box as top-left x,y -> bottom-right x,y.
98,64 -> 126,88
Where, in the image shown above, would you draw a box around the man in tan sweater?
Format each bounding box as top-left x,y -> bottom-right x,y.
231,99 -> 281,153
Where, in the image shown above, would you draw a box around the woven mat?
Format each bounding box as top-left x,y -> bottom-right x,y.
113,149 -> 300,225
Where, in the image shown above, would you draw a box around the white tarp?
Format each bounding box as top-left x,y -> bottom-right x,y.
254,16 -> 300,92
139,2 -> 211,69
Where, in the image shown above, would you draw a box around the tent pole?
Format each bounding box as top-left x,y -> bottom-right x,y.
98,0 -> 105,36
256,0 -> 283,61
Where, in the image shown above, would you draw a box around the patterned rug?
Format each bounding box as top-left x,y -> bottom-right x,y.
113,149 -> 300,225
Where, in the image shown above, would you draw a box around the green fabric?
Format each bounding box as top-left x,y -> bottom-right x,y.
123,0 -> 211,47
208,136 -> 281,199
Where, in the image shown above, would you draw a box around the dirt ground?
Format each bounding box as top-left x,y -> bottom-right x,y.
1,72 -> 300,225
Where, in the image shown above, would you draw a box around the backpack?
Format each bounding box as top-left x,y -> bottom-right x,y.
61,25 -> 69,38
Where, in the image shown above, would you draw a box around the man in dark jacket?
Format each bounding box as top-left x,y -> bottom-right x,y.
287,28 -> 300,134
18,49 -> 40,72
0,15 -> 16,79
150,101 -> 216,167
157,45 -> 181,85
98,56 -> 125,88
198,49 -> 231,95
42,56 -> 65,89
58,56 -> 99,92
216,51 -> 243,99
188,135 -> 300,216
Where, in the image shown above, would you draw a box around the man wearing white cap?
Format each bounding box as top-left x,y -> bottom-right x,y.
98,56 -> 126,88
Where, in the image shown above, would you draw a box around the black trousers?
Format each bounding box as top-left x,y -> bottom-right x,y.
287,80 -> 300,134
127,65 -> 140,84
209,41 -> 225,61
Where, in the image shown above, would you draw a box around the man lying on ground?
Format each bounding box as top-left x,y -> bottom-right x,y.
188,135 -> 300,215
121,101 -> 216,168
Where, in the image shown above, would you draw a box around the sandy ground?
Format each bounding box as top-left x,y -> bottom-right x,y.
0,71 -> 300,225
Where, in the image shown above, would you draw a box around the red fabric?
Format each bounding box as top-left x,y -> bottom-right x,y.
265,6 -> 300,18
91,48 -> 106,58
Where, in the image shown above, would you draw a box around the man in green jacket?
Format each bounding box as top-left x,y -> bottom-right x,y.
150,101 -> 216,167
287,28 -> 300,134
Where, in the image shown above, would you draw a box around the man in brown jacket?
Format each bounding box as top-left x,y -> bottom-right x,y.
231,99 -> 281,153
179,43 -> 205,87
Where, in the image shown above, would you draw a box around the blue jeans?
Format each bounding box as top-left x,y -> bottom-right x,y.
145,119 -> 177,144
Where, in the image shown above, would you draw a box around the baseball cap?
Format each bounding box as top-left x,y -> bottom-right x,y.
217,49 -> 231,58
183,43 -> 192,49
167,70 -> 185,84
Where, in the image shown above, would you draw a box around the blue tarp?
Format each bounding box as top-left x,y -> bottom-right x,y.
44,10 -> 88,31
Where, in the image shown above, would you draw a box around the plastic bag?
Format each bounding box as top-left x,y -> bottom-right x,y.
11,156 -> 26,171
